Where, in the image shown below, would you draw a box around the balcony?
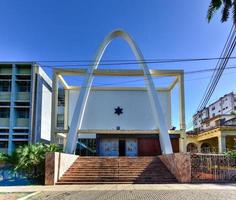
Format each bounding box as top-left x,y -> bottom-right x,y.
0,118 -> 10,127
15,92 -> 30,101
0,92 -> 11,101
16,65 -> 31,75
0,66 -> 12,75
15,118 -> 29,127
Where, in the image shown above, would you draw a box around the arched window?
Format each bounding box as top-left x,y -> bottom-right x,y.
187,143 -> 198,153
201,143 -> 212,153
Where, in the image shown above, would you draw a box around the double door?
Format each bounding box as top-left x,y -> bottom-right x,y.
100,138 -> 137,156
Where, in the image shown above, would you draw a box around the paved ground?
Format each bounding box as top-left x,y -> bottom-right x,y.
0,192 -> 31,200
0,184 -> 236,200
29,189 -> 236,200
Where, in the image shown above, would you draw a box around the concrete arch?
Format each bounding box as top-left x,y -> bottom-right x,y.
65,29 -> 173,154
200,142 -> 212,153
186,142 -> 198,153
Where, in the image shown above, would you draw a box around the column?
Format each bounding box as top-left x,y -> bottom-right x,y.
218,135 -> 226,153
178,74 -> 186,152
50,72 -> 58,143
8,64 -> 16,154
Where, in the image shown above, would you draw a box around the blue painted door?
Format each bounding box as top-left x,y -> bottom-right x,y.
99,139 -> 119,156
126,139 -> 137,156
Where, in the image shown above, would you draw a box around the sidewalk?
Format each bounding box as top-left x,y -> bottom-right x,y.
0,183 -> 236,193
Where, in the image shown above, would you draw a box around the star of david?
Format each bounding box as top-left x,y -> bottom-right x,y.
114,106 -> 123,115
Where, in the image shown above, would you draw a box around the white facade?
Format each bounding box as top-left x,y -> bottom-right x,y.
193,92 -> 236,130
0,63 -> 52,154
209,92 -> 236,118
67,89 -> 172,131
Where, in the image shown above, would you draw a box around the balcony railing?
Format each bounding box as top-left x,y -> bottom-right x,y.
16,68 -> 31,75
0,92 -> 11,101
15,92 -> 30,101
15,118 -> 29,127
0,118 -> 10,127
0,68 -> 12,75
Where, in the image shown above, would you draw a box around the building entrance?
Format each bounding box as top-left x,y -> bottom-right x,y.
119,140 -> 126,156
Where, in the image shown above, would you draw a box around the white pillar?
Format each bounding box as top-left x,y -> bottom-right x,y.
50,72 -> 59,143
218,135 -> 226,153
178,74 -> 186,153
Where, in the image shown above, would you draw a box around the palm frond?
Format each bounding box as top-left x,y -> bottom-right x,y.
233,0 -> 236,25
221,0 -> 233,22
207,0 -> 223,22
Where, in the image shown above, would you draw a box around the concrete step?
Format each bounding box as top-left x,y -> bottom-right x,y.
57,156 -> 177,184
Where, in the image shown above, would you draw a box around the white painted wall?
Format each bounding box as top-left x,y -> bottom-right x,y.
40,84 -> 52,141
68,89 -> 171,130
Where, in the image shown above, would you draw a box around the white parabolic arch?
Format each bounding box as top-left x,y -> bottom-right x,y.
65,30 -> 173,154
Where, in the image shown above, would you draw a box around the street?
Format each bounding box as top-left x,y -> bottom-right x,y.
29,188 -> 236,200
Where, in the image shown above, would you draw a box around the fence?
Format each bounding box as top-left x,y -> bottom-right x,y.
191,153 -> 236,182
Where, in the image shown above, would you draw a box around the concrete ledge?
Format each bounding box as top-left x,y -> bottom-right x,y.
159,153 -> 191,183
45,152 -> 79,185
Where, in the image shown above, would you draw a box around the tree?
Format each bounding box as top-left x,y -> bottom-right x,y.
0,143 -> 60,183
207,0 -> 236,25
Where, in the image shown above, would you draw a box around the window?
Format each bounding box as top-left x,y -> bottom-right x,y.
0,81 -> 11,92
212,106 -> 215,111
16,109 -> 29,118
17,82 -> 30,92
226,106 -> 228,109
0,141 -> 8,148
213,113 -> 215,117
0,108 -> 10,118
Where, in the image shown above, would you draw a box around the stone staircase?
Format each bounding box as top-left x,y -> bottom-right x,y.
56,156 -> 177,184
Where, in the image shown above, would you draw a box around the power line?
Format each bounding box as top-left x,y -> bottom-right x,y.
37,56 -> 236,68
198,25 -> 236,111
46,64 -> 236,89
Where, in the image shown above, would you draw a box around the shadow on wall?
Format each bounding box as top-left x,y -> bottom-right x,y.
0,166 -> 40,186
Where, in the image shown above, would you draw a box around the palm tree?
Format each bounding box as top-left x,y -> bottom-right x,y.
0,143 -> 60,182
207,0 -> 236,25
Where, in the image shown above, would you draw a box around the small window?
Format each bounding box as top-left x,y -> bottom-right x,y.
0,108 -> 10,118
17,82 -> 30,92
213,113 -> 215,117
212,106 -> 215,111
0,141 -> 8,148
0,81 -> 11,92
16,109 -> 29,118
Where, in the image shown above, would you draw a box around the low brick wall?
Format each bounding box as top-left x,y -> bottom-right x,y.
45,152 -> 79,185
159,153 -> 191,183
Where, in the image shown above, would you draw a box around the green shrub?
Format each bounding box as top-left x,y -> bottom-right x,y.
0,143 -> 60,183
225,150 -> 236,160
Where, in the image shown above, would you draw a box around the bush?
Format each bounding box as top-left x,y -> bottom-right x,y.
0,143 -> 60,183
225,150 -> 236,160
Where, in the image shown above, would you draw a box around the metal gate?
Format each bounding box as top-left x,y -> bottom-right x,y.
191,153 -> 236,182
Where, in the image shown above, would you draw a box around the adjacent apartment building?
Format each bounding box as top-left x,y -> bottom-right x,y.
188,92 -> 236,153
0,63 -> 52,154
193,92 -> 236,131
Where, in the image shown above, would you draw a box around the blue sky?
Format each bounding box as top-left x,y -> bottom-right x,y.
0,0 -> 235,128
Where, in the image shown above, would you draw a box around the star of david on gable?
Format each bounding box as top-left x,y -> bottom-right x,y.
114,106 -> 123,115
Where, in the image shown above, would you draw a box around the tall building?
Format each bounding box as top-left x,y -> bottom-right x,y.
0,63 -> 52,154
193,92 -> 236,131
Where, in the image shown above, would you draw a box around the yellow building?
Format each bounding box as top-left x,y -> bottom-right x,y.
187,125 -> 236,153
